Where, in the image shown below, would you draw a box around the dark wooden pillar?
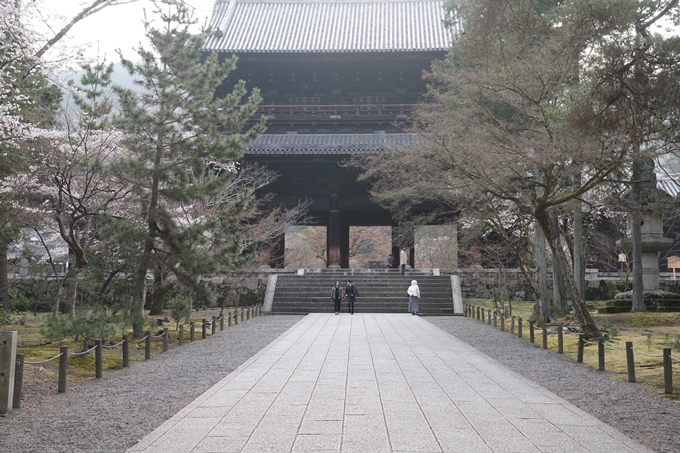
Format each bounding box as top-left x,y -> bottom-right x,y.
268,234 -> 285,268
327,194 -> 341,268
392,226 -> 414,267
391,226 -> 400,268
340,222 -> 350,268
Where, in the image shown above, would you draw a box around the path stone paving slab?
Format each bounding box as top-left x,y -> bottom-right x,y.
127,314 -> 655,453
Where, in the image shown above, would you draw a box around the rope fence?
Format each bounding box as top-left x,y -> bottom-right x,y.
68,345 -> 98,356
4,305 -> 263,408
463,303 -> 678,395
24,353 -> 63,365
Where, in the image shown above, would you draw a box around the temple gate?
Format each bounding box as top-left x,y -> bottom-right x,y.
205,0 -> 455,268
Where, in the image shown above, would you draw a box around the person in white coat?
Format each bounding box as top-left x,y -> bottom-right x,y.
400,247 -> 409,275
407,280 -> 420,315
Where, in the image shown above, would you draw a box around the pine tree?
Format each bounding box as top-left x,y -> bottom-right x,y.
112,1 -> 265,332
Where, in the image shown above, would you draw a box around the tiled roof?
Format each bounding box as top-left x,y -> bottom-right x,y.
246,133 -> 424,154
205,0 -> 456,53
658,178 -> 680,197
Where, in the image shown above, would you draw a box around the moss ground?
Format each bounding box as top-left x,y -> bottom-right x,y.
5,307 -> 247,386
466,299 -> 680,399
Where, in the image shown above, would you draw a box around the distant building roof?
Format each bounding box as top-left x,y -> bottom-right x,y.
247,133 -> 424,154
658,178 -> 680,197
205,0 -> 456,53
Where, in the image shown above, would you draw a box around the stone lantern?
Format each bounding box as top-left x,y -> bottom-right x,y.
617,209 -> 673,291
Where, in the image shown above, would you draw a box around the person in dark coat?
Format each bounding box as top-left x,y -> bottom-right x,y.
345,280 -> 358,314
331,281 -> 343,315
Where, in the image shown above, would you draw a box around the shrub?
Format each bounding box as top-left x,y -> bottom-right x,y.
239,281 -> 266,306
585,280 -> 629,301
10,295 -> 31,312
0,310 -> 12,327
44,306 -> 119,350
169,295 -> 191,330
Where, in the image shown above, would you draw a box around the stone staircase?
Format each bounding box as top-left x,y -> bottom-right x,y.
268,269 -> 458,316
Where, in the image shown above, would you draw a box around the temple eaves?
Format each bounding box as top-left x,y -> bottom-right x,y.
246,133 -> 426,154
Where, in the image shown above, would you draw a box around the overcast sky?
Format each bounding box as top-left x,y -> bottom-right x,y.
40,0 -> 679,65
43,0 -> 216,62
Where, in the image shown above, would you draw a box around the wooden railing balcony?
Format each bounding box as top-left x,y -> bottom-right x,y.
257,103 -> 415,121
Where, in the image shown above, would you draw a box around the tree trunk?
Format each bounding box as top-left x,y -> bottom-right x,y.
0,244 -> 8,312
66,266 -> 82,318
148,267 -> 166,315
631,209 -> 646,311
549,210 -> 568,315
573,200 -> 585,298
538,211 -> 599,338
534,220 -> 552,325
53,281 -> 62,317
62,267 -> 78,317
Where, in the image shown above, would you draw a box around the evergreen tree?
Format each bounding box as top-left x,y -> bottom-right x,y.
112,1 -> 265,332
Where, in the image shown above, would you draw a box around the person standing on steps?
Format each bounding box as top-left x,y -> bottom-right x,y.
345,280 -> 358,314
331,281 -> 343,315
387,253 -> 393,268
400,246 -> 409,275
407,280 -> 420,315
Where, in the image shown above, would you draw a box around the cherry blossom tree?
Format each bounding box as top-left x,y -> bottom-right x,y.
1,0 -> 142,311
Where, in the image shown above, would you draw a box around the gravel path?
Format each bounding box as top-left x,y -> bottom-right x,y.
1,314 -> 678,453
0,315 -> 306,453
426,317 -> 680,453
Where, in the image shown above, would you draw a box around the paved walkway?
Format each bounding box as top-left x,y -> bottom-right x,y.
128,314 -> 653,453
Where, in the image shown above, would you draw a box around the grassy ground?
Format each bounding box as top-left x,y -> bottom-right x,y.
465,299 -> 680,399
4,306 -> 255,388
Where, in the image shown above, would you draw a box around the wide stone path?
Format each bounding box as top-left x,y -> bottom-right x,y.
128,314 -> 653,453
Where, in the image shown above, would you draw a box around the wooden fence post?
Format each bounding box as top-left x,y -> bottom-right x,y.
500,316 -> 505,332
145,331 -> 151,360
123,335 -> 129,368
163,328 -> 169,353
626,342 -> 635,383
542,326 -> 548,349
240,308 -> 244,322
234,311 -> 239,325
598,337 -> 605,371
511,316 -> 515,335
577,334 -> 584,363
487,310 -> 491,325
212,316 -> 216,335
529,322 -> 535,343
663,348 -> 673,394
95,339 -> 103,378
220,316 -> 224,331
557,326 -> 563,354
58,345 -> 67,393
518,318 -> 522,339
190,322 -> 195,341
202,319 -> 207,339
0,331 -> 17,413
493,314 -> 497,328
481,307 -> 484,322
228,312 -> 232,327
178,326 -> 184,347
13,353 -> 23,409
